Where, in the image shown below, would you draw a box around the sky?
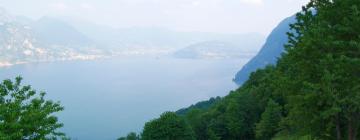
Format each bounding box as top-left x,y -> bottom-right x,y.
0,0 -> 309,35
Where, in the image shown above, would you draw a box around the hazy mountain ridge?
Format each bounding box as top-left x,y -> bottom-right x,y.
173,41 -> 257,59
31,17 -> 95,48
62,17 -> 265,59
233,15 -> 296,85
0,10 -> 109,67
65,18 -> 265,50
0,20 -> 45,66
0,8 -> 265,67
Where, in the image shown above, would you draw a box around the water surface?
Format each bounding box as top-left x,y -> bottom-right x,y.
0,57 -> 247,140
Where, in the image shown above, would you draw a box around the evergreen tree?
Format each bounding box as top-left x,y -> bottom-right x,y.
141,112 -> 195,140
279,0 -> 360,139
118,132 -> 140,140
184,109 -> 208,140
224,92 -> 260,140
255,99 -> 282,140
126,132 -> 139,140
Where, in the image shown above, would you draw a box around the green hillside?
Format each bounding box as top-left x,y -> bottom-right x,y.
119,0 -> 360,139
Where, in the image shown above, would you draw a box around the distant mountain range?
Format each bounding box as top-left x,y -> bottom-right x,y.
173,41 -> 257,59
66,18 -> 265,50
58,17 -> 266,59
31,17 -> 95,48
0,8 -> 265,67
233,15 -> 296,85
0,8 -> 108,67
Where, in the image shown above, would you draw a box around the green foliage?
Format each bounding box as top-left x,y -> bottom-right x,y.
279,0 -> 360,139
118,132 -> 140,140
135,66 -> 282,140
0,77 -> 66,140
223,92 -> 260,139
141,112 -> 195,140
256,99 -> 282,140
272,134 -> 311,140
184,109 -> 207,140
207,129 -> 220,140
176,97 -> 221,116
123,0 -> 360,139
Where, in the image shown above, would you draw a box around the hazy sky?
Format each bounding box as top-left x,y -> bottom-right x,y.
0,0 -> 309,35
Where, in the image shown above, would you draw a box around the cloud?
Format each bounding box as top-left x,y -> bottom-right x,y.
239,0 -> 263,5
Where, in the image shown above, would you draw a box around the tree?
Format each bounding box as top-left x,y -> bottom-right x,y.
184,109 -> 208,140
0,77 -> 66,140
141,112 -> 195,140
278,0 -> 360,139
256,99 -> 282,140
118,137 -> 126,140
224,92 -> 260,140
207,129 -> 220,140
117,132 -> 140,140
176,97 -> 221,116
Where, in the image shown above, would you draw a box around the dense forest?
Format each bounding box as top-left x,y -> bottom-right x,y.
1,0 -> 360,140
119,0 -> 360,140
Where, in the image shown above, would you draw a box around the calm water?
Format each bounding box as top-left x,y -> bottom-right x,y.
0,57 -> 247,140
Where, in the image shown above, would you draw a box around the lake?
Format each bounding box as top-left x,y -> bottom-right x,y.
0,57 -> 248,140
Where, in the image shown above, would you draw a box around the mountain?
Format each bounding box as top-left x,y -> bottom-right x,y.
0,8 -> 265,66
63,18 -> 266,58
62,18 -> 265,50
0,9 -> 105,67
233,15 -> 296,85
31,17 -> 95,48
110,28 -> 264,50
0,8 -> 49,66
173,41 -> 256,59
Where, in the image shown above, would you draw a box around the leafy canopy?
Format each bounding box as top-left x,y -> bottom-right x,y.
141,112 -> 195,140
0,77 -> 66,140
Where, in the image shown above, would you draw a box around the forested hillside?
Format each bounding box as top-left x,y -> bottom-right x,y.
119,0 -> 360,140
